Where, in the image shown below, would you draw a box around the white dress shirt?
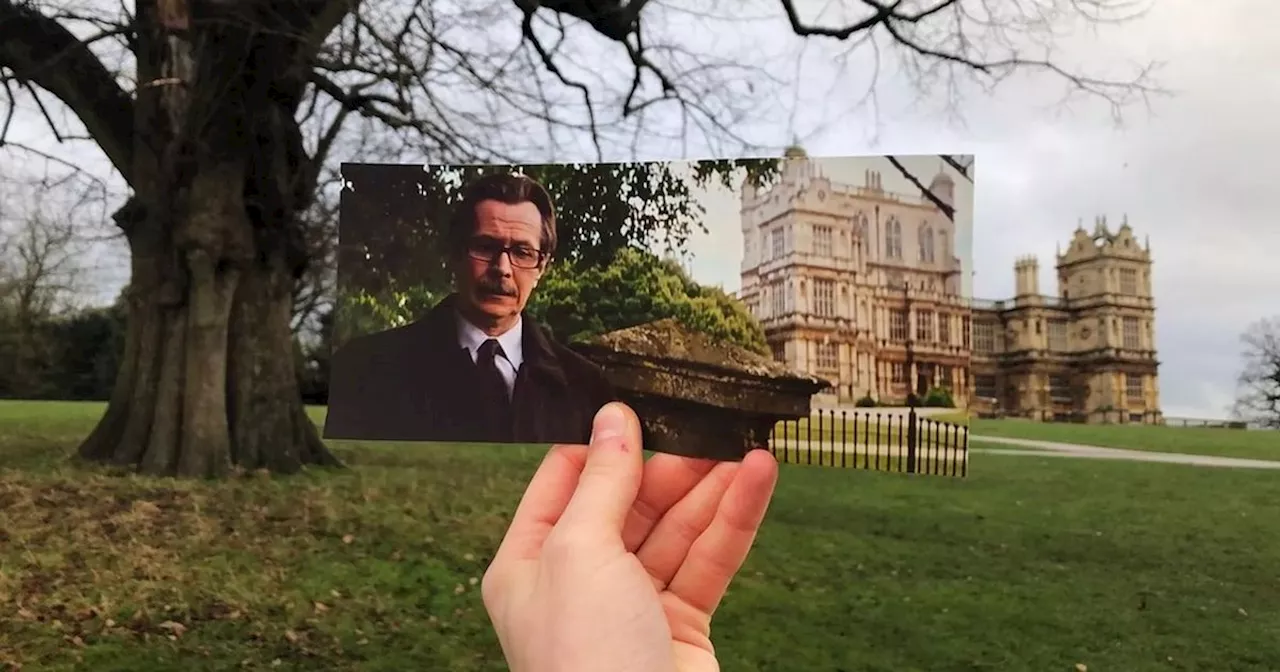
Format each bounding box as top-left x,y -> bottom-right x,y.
456,314 -> 524,397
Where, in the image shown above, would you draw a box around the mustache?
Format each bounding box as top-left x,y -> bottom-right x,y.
476,276 -> 519,297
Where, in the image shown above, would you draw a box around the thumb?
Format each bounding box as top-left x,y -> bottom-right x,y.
556,402 -> 644,537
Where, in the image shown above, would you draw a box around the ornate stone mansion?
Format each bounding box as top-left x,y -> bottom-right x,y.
736,148 -> 972,406
970,217 -> 1163,424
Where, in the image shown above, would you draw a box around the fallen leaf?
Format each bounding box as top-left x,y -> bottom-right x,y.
342,534 -> 354,544
313,602 -> 329,614
158,621 -> 187,638
284,629 -> 300,643
1075,664 -> 1087,672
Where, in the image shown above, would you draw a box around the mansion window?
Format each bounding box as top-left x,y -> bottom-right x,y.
813,278 -> 835,317
1122,316 -> 1140,349
962,317 -> 971,348
974,375 -> 997,399
1125,374 -> 1144,401
891,362 -> 906,383
974,321 -> 996,353
938,313 -> 951,345
812,225 -> 833,257
771,342 -> 786,363
770,281 -> 786,316
1047,319 -> 1068,351
885,217 -> 903,259
1119,268 -> 1138,295
816,342 -> 838,370
1049,375 -> 1072,402
771,226 -> 785,260
889,309 -> 908,342
918,223 -> 935,263
916,310 -> 934,342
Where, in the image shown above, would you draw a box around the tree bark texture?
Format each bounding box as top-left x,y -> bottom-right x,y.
77,0 -> 341,477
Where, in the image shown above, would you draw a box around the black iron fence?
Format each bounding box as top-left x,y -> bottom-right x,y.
768,408 -> 969,477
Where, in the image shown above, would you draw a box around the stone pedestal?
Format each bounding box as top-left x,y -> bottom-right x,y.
570,319 -> 832,461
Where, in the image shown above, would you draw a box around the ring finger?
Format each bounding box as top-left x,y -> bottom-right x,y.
633,460 -> 740,590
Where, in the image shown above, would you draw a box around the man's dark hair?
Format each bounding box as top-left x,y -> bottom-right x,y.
447,172 -> 558,260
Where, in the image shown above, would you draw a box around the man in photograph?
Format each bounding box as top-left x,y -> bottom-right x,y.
324,172 -> 616,445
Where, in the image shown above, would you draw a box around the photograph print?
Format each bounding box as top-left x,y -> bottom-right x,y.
323,151 -> 974,452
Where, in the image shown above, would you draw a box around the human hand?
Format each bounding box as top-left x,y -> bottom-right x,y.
481,402 -> 779,672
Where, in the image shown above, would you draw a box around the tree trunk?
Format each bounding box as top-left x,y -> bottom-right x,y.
77,196 -> 341,478
77,0 -> 341,477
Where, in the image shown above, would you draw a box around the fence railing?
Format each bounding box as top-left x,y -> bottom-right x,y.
768,409 -> 969,477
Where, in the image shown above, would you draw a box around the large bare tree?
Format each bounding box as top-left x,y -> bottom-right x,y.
1232,317 -> 1280,430
0,0 -> 1159,477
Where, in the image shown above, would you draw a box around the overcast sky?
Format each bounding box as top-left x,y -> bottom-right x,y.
4,0 -> 1275,420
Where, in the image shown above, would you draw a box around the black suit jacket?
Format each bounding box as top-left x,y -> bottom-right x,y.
324,294 -> 616,445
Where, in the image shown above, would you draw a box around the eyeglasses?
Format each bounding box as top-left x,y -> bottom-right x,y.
466,238 -> 546,269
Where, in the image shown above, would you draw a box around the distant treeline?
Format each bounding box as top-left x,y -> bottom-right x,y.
0,299 -> 334,405
0,301 -> 127,401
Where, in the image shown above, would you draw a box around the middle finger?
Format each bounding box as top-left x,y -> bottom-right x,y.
621,453 -> 719,552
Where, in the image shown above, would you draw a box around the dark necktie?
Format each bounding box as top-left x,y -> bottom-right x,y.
476,339 -> 513,428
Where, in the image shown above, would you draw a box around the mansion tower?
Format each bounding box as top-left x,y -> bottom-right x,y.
970,217 -> 1163,424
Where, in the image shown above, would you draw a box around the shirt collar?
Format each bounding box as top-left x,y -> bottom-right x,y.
456,312 -> 524,369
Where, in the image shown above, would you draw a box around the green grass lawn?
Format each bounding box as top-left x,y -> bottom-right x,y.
970,418 -> 1280,461
2,400 -> 1279,671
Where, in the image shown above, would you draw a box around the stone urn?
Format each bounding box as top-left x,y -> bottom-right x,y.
570,319 -> 832,461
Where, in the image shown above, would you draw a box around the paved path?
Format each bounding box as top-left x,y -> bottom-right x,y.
970,435 -> 1280,470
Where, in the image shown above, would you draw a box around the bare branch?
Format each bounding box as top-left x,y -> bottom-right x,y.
775,0 -> 1164,124
0,0 -> 135,184
516,2 -> 603,160
940,154 -> 972,181
884,155 -> 955,221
